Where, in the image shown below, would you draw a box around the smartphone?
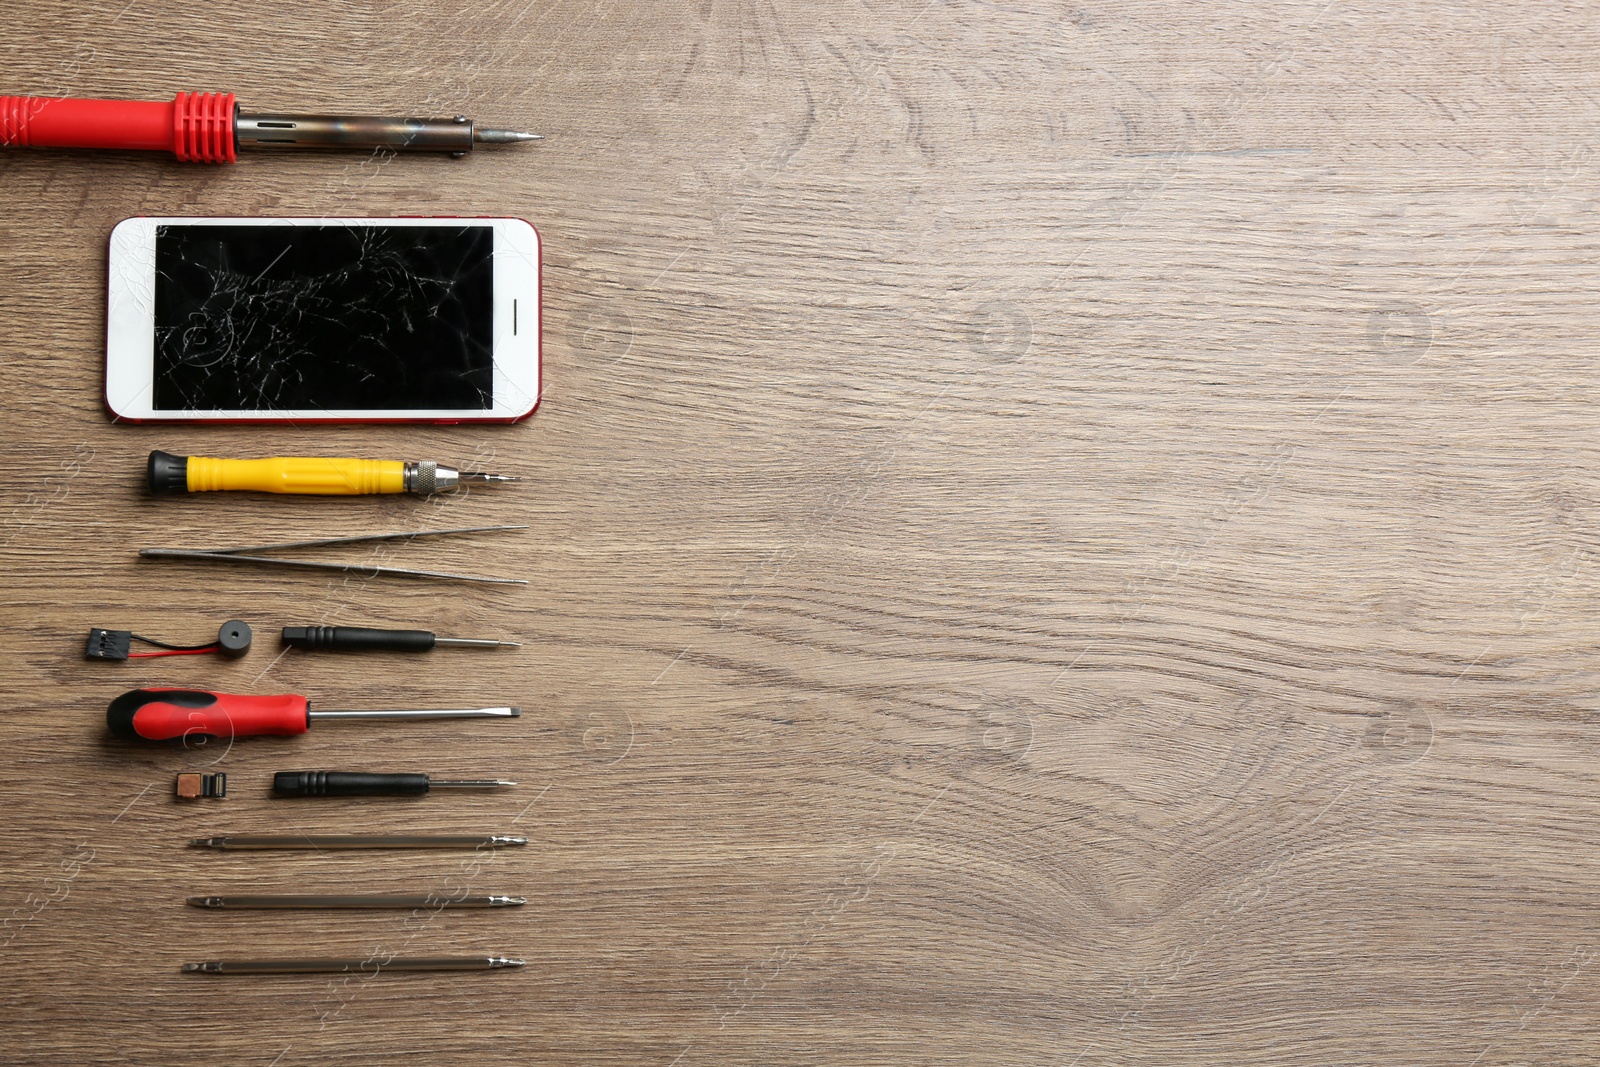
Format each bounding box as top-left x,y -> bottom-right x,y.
105,216 -> 540,423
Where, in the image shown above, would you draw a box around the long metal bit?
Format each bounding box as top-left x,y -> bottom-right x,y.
183,956 -> 525,974
188,894 -> 526,909
190,834 -> 527,850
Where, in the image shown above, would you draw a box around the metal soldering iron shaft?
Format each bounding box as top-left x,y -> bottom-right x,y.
475,129 -> 543,144
235,112 -> 542,154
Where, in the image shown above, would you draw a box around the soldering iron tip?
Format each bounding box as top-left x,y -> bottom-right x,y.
474,129 -> 543,144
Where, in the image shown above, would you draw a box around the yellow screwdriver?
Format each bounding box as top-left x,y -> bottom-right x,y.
147,450 -> 516,497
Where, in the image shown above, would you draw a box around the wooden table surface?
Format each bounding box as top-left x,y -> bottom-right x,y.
4,2 -> 1600,1063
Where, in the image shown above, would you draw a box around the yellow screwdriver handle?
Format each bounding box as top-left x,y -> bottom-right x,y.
186,456 -> 406,495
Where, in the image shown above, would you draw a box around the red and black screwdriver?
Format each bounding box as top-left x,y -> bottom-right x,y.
0,92 -> 540,163
107,688 -> 518,743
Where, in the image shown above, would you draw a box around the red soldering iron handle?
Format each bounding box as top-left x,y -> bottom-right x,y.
0,92 -> 236,162
107,688 -> 309,742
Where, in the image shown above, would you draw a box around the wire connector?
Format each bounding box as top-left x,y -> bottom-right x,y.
83,621 -> 252,661
86,628 -> 133,660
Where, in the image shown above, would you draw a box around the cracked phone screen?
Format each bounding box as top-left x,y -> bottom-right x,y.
152,224 -> 494,411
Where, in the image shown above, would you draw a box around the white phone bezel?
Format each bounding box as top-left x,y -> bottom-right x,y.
105,216 -> 541,423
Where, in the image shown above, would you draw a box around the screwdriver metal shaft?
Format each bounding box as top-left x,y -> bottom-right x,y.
183,956 -> 525,974
188,894 -> 525,909
309,708 -> 520,720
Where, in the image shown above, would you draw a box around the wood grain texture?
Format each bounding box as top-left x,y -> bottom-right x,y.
4,0 -> 1600,1063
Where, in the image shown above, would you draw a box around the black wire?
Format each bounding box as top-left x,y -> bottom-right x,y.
128,633 -> 220,652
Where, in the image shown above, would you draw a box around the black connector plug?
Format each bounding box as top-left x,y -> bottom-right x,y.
86,628 -> 133,660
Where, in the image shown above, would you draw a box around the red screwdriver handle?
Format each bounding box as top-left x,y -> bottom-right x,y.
0,92 -> 236,162
107,688 -> 309,742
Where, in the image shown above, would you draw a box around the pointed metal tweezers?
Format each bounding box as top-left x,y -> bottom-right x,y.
139,525 -> 528,585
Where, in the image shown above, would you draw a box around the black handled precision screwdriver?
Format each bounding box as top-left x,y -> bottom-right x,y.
274,770 -> 516,797
282,626 -> 519,653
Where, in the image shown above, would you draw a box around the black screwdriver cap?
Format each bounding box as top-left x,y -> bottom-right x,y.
147,450 -> 189,494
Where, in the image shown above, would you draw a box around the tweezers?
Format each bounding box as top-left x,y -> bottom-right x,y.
138,525 -> 528,585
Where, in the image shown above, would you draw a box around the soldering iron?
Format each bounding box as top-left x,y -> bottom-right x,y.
0,91 -> 540,163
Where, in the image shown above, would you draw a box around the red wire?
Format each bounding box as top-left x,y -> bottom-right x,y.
127,647 -> 219,659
